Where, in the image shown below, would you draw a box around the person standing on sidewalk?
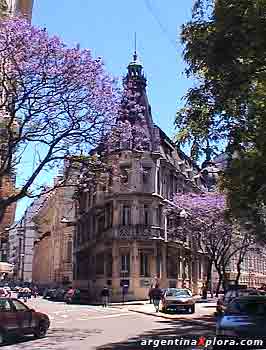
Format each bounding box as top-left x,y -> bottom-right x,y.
151,284 -> 162,313
101,286 -> 109,307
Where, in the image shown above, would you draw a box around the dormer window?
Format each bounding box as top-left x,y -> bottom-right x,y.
121,168 -> 129,184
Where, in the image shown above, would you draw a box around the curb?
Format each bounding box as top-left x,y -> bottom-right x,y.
129,308 -> 216,326
129,308 -> 179,320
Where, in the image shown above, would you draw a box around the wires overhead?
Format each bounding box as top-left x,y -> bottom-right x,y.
144,0 -> 177,50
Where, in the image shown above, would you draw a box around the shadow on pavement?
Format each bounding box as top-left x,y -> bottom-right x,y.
96,314 -> 216,350
3,328 -> 103,349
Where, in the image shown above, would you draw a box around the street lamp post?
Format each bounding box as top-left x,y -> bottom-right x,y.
17,229 -> 23,282
20,254 -> 25,281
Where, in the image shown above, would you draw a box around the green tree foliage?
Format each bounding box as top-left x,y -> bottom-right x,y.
176,0 -> 266,236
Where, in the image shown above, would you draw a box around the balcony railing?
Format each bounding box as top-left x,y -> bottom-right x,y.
104,225 -> 164,240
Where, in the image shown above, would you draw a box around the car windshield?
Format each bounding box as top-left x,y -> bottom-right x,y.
224,290 -> 259,303
227,300 -> 266,316
165,289 -> 191,297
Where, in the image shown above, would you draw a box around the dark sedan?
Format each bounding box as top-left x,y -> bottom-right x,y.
0,298 -> 50,344
50,288 -> 68,302
42,288 -> 57,299
216,296 -> 266,349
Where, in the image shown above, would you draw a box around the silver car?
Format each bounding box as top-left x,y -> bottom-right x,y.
161,288 -> 195,313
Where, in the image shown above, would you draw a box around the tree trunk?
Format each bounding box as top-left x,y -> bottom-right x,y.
235,261 -> 242,286
206,259 -> 213,297
0,201 -> 6,227
215,275 -> 222,297
222,265 -> 228,292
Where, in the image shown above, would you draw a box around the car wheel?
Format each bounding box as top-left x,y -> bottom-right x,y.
0,330 -> 5,346
34,321 -> 48,338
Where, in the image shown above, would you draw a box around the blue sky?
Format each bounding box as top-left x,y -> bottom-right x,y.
15,0 -> 195,220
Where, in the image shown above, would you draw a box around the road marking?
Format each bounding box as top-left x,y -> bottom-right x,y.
88,312 -> 134,319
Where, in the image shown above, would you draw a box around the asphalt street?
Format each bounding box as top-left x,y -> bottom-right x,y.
4,297 -> 216,350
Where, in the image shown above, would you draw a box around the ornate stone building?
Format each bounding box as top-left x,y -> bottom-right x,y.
32,178 -> 75,287
73,54 -> 208,301
8,196 -> 46,282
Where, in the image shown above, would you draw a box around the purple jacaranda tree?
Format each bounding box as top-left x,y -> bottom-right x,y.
168,192 -> 255,295
0,17 -> 119,226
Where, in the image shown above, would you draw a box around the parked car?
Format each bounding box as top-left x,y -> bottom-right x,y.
0,288 -> 6,297
42,288 -> 57,299
64,288 -> 90,304
216,287 -> 261,315
160,288 -> 195,313
216,296 -> 266,349
50,288 -> 68,302
0,297 -> 50,344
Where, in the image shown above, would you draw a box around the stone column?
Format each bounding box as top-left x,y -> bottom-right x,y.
154,159 -> 160,194
112,241 -> 120,294
150,243 -> 157,279
113,200 -> 120,227
160,243 -> 167,288
192,257 -> 199,295
177,248 -> 182,288
131,241 -> 139,295
132,200 -> 138,226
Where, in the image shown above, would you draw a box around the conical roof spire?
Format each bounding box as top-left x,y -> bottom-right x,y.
126,33 -> 146,83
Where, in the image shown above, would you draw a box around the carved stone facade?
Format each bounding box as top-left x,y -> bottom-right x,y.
31,180 -> 75,287
0,0 -> 34,19
73,55 -> 209,301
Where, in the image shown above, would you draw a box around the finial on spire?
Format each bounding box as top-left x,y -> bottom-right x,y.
133,32 -> 137,62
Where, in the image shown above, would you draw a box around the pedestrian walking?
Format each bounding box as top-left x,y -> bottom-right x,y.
23,287 -> 31,302
148,285 -> 153,304
202,283 -> 208,300
33,286 -> 38,298
17,287 -> 23,299
151,284 -> 162,313
101,286 -> 109,307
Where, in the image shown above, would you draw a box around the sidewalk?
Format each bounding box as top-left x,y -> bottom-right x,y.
91,300 -> 148,307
